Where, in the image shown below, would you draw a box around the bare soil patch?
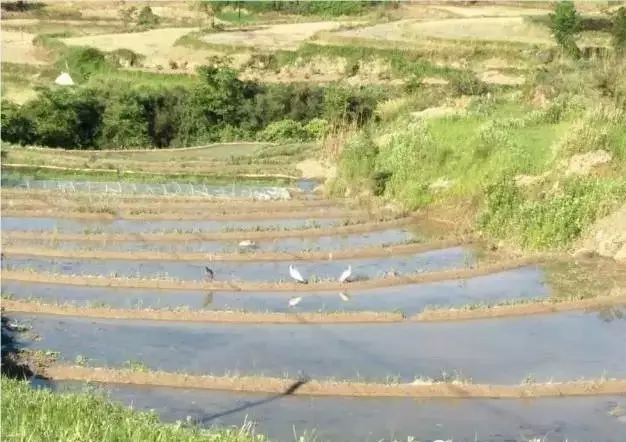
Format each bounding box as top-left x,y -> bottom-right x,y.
2,300 -> 403,325
60,27 -> 215,72
416,294 -> 626,322
479,70 -> 525,85
0,256 -> 542,293
431,5 -> 549,18
43,365 -> 626,398
1,217 -> 416,243
1,238 -> 466,263
296,159 -> 337,180
577,203 -> 626,262
1,207 -> 369,222
201,22 -> 352,50
338,17 -> 552,45
1,193 -> 340,212
1,31 -> 48,65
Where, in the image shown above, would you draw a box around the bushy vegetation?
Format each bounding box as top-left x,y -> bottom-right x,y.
207,0 -> 391,17
329,56 -> 626,250
550,1 -> 583,58
2,377 -> 270,442
1,58 -> 389,149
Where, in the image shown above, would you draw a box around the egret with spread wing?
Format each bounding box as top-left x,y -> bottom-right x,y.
289,264 -> 307,284
339,265 -> 352,283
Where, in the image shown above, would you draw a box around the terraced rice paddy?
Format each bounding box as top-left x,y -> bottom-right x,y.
2,180 -> 626,441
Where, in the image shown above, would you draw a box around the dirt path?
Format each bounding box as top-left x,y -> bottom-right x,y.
1,239 -> 465,263
6,294 -> 624,325
1,190 -> 336,208
416,294 -> 626,322
1,207 -> 370,221
0,257 -> 541,292
1,31 -> 47,65
43,365 -> 626,398
2,300 -> 403,325
1,217 -> 417,243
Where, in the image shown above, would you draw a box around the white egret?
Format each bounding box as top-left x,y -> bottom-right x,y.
338,291 -> 351,302
238,240 -> 257,248
288,296 -> 303,307
289,264 -> 307,284
339,265 -> 352,283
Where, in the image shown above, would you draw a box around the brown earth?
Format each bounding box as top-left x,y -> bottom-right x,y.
1,300 -> 404,325
1,190 -> 337,208
1,239 -> 466,263
1,207 -> 371,221
1,217 -> 418,243
0,195 -> 341,212
43,365 -> 626,398
416,294 -> 626,322
2,162 -> 301,178
0,256 -> 542,293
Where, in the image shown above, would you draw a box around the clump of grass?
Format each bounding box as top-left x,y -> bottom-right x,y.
1,377 -> 270,442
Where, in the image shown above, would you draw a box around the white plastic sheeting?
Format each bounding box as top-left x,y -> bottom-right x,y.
54,72 -> 74,86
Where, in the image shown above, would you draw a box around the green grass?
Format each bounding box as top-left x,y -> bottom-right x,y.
1,377 -> 270,442
330,89 -> 626,251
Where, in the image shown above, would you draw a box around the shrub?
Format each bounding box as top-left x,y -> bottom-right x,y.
56,46 -> 117,83
19,88 -> 105,148
612,6 -> 626,55
2,67 -> 386,149
257,119 -> 308,142
304,118 -> 329,140
550,1 -> 583,58
137,6 -> 160,28
0,100 -> 36,145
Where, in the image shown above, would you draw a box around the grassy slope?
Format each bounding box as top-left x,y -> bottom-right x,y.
2,377 -> 269,442
329,72 -> 626,251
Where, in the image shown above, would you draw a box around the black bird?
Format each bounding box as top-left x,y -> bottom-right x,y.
204,266 -> 214,282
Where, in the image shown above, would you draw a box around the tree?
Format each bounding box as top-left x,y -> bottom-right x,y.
550,1 -> 583,58
612,6 -> 626,55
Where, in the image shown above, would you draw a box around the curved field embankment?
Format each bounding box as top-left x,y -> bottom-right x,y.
1,299 -> 404,324
5,294 -> 625,324
1,207 -> 371,221
416,293 -> 626,322
1,239 -> 465,262
42,365 -> 626,398
1,191 -> 340,210
3,163 -> 301,181
1,217 -> 417,242
2,161 -> 302,176
0,256 -> 541,292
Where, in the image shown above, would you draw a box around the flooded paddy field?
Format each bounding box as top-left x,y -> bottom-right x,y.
2,246 -> 473,282
2,178 -> 626,439
12,310 -> 626,384
1,265 -> 548,314
32,379 -> 626,442
0,216 -> 342,234
2,228 -> 416,254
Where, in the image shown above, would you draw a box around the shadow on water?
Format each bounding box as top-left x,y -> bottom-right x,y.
198,377 -> 311,425
1,313 -> 49,381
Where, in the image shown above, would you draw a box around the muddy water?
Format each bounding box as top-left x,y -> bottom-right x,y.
2,266 -> 548,314
2,229 -> 416,253
14,310 -> 626,383
0,217 -> 340,234
4,246 -> 473,282
31,379 -> 626,442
